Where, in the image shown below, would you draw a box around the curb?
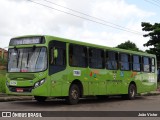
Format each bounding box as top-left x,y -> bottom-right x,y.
140,91 -> 160,96
0,95 -> 33,102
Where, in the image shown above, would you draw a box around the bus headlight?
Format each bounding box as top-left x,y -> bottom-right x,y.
34,79 -> 46,88
34,82 -> 40,88
40,79 -> 45,85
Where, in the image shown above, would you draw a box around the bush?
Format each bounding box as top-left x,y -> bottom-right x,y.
0,70 -> 6,93
0,58 -> 7,66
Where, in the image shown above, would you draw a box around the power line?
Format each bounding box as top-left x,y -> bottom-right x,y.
152,0 -> 160,6
43,0 -> 141,34
152,0 -> 160,4
27,0 -> 143,35
144,0 -> 160,8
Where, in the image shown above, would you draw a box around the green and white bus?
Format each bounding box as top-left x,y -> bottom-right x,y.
6,35 -> 157,104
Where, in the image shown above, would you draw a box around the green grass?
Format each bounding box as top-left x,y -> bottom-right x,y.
0,70 -> 6,93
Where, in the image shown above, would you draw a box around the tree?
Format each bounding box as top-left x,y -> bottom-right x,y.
116,40 -> 141,51
0,48 -> 7,67
141,22 -> 160,60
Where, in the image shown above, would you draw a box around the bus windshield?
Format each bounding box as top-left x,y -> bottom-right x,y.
8,47 -> 47,72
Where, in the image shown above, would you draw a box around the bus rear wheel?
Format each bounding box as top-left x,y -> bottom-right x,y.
66,84 -> 80,105
34,96 -> 47,102
122,84 -> 136,100
128,84 -> 136,100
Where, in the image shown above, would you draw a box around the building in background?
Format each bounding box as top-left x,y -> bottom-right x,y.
0,48 -> 7,70
0,48 -> 7,58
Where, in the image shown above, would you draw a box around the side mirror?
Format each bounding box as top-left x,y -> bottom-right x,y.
54,48 -> 58,58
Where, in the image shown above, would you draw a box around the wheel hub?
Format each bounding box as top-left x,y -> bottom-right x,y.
71,89 -> 78,99
130,88 -> 135,97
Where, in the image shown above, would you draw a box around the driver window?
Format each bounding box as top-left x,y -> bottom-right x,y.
49,41 -> 66,75
50,47 -> 66,66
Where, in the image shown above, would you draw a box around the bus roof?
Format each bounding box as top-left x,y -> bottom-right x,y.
11,35 -> 156,57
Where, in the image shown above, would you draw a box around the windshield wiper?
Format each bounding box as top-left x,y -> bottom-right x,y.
26,45 -> 36,67
26,52 -> 30,67
14,46 -> 20,68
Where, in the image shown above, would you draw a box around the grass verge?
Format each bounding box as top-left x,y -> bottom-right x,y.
0,70 -> 6,93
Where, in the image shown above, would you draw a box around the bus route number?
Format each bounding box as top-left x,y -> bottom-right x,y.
73,70 -> 81,76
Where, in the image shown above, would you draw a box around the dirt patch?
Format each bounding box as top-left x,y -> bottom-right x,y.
0,66 -> 6,70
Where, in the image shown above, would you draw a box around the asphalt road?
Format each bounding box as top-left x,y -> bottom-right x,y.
0,95 -> 160,120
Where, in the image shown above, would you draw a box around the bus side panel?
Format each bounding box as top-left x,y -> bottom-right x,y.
105,70 -> 125,95
137,72 -> 157,93
61,67 -> 90,97
94,69 -> 107,95
98,80 -> 107,95
82,68 -> 107,96
66,67 -> 90,96
116,70 -> 130,94
50,70 -> 70,97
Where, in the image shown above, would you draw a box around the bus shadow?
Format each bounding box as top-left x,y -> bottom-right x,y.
12,95 -> 146,107
78,96 -> 146,105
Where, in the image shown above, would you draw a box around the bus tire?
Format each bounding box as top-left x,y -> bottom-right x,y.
128,84 -> 136,100
34,96 -> 47,102
66,84 -> 80,105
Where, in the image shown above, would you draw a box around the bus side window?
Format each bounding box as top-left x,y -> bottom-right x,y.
143,57 -> 150,72
106,51 -> 118,70
50,47 -> 66,66
69,44 -> 88,67
132,55 -> 141,71
89,48 -> 104,69
119,53 -> 130,71
56,48 -> 66,66
49,41 -> 66,75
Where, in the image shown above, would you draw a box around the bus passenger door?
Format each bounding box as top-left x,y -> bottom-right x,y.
49,40 -> 66,96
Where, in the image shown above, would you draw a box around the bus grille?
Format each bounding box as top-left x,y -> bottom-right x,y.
8,86 -> 33,92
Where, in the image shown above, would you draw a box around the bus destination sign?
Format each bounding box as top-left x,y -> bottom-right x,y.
9,37 -> 44,45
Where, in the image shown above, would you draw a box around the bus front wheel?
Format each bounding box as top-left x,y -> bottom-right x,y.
66,84 -> 80,105
34,96 -> 47,102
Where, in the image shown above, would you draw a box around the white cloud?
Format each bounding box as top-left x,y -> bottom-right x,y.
91,0 -> 155,23
0,0 -> 156,51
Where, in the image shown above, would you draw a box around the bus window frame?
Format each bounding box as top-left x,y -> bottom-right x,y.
49,40 -> 66,75
69,44 -> 88,68
151,57 -> 155,73
142,56 -> 151,73
132,55 -> 141,72
119,53 -> 130,71
106,50 -> 118,70
88,47 -> 105,69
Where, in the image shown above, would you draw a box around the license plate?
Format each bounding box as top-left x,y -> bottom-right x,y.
10,81 -> 17,86
16,88 -> 23,92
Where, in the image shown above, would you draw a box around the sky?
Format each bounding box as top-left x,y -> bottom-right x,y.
0,0 -> 160,50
